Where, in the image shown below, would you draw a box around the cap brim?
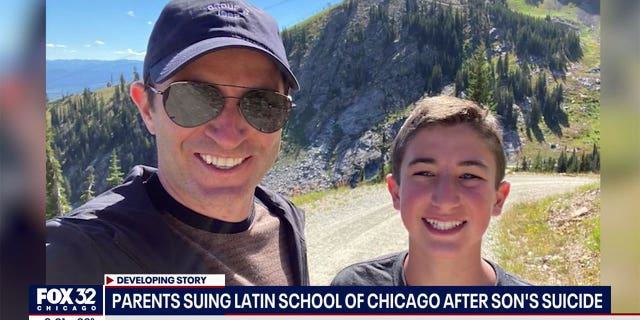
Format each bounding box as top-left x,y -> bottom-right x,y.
148,37 -> 299,91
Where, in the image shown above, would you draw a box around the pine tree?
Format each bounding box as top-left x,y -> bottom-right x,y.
556,148 -> 567,173
133,67 -> 140,82
528,97 -> 542,130
579,152 -> 591,173
533,151 -> 542,172
520,156 -> 529,171
119,73 -> 126,95
113,83 -> 121,103
467,43 -> 494,108
496,55 -> 504,80
503,54 -> 510,77
429,64 -> 443,94
591,143 -> 600,173
46,111 -> 71,218
80,166 -> 96,203
565,30 -> 583,61
546,157 -> 556,172
534,74 -> 547,104
106,149 -> 124,187
455,65 -> 469,96
567,148 -> 579,173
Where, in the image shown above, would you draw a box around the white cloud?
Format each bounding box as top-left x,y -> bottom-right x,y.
46,43 -> 67,48
114,48 -> 146,57
127,10 -> 135,17
147,21 -> 153,25
95,40 -> 105,45
84,44 -> 91,48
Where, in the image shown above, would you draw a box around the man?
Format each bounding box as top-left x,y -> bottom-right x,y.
47,0 -> 308,286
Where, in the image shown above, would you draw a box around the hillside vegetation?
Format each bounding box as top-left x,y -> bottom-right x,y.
46,0 -> 600,217
495,182 -> 600,285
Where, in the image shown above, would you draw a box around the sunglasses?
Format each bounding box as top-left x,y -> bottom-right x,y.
147,81 -> 293,133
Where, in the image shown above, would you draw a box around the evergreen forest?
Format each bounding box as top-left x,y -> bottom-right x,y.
46,0 -> 600,218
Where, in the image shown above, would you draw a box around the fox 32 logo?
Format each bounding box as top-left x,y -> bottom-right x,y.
30,286 -> 103,314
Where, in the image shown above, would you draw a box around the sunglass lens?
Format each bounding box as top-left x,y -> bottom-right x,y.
240,91 -> 291,133
164,82 -> 223,127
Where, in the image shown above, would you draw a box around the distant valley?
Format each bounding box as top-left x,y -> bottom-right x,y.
46,59 -> 142,100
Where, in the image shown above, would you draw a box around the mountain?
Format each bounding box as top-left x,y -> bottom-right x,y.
264,0 -> 599,195
46,0 -> 600,209
46,59 -> 142,100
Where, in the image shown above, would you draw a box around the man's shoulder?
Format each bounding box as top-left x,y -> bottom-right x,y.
47,165 -> 169,241
46,165 -> 168,282
51,165 -> 158,220
255,184 -> 305,223
330,252 -> 405,286
255,185 -> 300,212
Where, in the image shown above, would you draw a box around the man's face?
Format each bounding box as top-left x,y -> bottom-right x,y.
139,48 -> 285,219
387,124 -> 510,259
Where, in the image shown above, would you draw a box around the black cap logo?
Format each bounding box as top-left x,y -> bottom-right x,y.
207,2 -> 251,18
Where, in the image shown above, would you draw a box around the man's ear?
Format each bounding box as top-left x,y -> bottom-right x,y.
130,81 -> 156,135
492,181 -> 511,217
386,173 -> 401,211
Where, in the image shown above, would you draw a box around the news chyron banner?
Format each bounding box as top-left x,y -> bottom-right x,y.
30,274 -> 611,319
29,274 -> 224,320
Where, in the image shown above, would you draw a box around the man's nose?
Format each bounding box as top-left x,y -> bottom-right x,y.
202,99 -> 249,149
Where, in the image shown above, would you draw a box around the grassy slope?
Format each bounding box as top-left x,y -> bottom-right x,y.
495,182 -> 600,285
506,0 -> 601,163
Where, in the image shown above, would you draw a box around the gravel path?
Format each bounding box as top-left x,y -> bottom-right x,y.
301,173 -> 599,285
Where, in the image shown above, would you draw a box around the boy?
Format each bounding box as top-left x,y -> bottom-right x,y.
331,96 -> 530,286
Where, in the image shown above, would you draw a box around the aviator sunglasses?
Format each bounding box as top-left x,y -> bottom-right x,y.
147,81 -> 293,133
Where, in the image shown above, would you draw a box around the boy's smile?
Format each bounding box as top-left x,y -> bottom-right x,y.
423,218 -> 467,233
387,123 -> 510,258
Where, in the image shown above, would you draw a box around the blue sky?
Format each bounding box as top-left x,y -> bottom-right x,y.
46,0 -> 343,61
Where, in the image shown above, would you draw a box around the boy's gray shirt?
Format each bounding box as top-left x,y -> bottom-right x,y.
330,251 -> 531,286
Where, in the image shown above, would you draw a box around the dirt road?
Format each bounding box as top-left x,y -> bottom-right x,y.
301,173 -> 599,285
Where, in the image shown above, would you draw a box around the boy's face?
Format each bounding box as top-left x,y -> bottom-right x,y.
387,124 -> 510,258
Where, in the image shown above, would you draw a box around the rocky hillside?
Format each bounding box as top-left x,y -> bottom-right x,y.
47,0 -> 600,206
262,0 -> 600,196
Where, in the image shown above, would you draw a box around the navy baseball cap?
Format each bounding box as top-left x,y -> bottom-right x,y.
144,0 -> 299,90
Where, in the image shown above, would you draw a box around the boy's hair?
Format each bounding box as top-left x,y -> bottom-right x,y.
390,96 -> 506,188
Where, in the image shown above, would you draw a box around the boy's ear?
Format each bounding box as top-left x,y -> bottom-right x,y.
386,173 -> 401,210
130,81 -> 156,135
492,181 -> 511,217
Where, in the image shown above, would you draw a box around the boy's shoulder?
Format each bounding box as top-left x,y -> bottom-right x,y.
330,251 -> 407,286
486,260 -> 533,286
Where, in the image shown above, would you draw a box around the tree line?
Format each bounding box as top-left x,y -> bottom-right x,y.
281,0 -> 583,147
46,68 -> 155,218
46,0 -> 593,217
517,144 -> 600,174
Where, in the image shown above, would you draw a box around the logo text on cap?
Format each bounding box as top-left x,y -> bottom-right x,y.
207,2 -> 250,18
